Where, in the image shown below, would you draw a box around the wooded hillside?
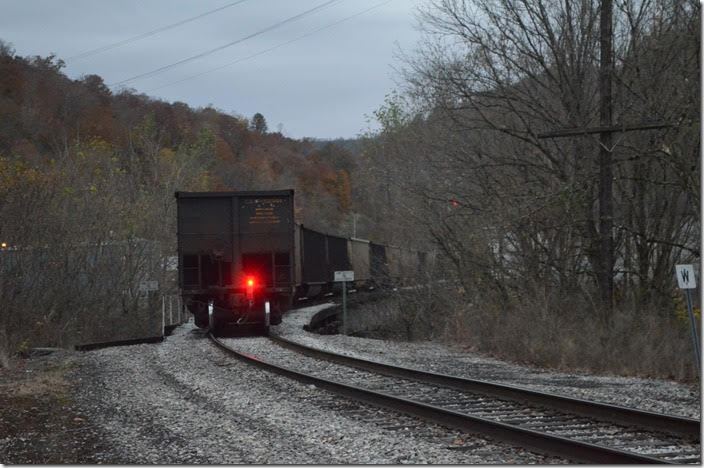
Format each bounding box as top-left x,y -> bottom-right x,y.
0,40 -> 372,361
0,41 -> 360,239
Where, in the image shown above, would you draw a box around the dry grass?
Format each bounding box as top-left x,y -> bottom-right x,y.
0,360 -> 75,397
443,288 -> 699,382
354,282 -> 699,382
2,373 -> 71,398
350,284 -> 454,341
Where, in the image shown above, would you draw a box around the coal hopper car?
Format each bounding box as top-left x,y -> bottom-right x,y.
175,190 -> 295,333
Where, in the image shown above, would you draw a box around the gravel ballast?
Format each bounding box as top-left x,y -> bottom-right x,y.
1,302 -> 699,464
277,304 -> 701,419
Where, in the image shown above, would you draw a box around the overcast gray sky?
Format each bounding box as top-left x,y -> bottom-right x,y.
0,0 -> 423,139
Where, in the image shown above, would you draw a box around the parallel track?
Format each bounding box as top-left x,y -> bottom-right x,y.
209,333 -> 700,464
271,335 -> 699,439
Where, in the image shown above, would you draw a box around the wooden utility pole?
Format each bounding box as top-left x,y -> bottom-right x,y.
598,0 -> 614,319
538,1 -> 675,321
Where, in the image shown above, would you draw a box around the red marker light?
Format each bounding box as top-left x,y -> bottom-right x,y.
245,276 -> 256,302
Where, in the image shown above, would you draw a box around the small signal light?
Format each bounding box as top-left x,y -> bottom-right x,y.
1,242 -> 6,249
452,200 -> 458,207
245,275 -> 256,302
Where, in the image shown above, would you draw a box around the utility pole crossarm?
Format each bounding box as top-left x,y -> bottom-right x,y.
537,122 -> 674,139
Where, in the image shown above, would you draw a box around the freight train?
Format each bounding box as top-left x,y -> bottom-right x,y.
175,190 -> 430,333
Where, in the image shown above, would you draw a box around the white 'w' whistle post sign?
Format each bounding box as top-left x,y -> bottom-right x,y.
675,265 -> 700,379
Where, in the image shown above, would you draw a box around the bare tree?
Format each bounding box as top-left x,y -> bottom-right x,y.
355,0 -> 699,377
390,0 -> 699,315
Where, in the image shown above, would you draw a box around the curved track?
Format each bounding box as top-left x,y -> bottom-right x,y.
209,333 -> 700,464
271,335 -> 699,439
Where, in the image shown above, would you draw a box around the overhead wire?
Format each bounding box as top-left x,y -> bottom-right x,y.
145,0 -> 393,93
66,0 -> 250,61
109,0 -> 340,88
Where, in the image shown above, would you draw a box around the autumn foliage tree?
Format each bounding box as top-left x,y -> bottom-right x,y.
0,41 -> 356,363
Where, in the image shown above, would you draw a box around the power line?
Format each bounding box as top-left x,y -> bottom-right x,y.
67,0 -> 250,62
109,0 -> 339,88
146,0 -> 393,93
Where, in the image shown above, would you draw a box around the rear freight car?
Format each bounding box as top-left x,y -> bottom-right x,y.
177,189 -> 434,334
176,190 -> 295,333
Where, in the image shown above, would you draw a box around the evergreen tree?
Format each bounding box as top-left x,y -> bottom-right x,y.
250,112 -> 268,135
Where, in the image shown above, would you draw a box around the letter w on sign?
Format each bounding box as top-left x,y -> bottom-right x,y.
675,265 -> 697,289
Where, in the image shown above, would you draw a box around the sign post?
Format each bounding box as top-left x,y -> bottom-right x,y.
334,271 -> 354,335
675,265 -> 700,377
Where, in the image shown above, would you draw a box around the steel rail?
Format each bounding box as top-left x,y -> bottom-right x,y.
270,334 -> 700,441
209,332 -> 668,464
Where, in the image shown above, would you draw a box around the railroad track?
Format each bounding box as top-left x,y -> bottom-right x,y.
209,333 -> 700,464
